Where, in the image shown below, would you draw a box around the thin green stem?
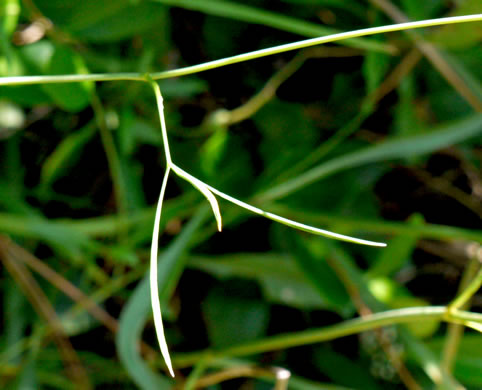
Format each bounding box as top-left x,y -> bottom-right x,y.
184,358 -> 210,390
262,204 -> 482,242
147,78 -> 386,247
1,15 -> 481,86
219,51 -> 308,126
91,93 -> 128,223
448,259 -> 482,311
442,252 -> 481,372
191,364 -> 291,389
147,77 -> 172,165
172,306 -> 482,368
149,166 -> 174,377
145,75 -> 388,377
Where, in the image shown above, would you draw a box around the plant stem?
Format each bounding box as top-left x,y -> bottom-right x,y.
147,77 -> 173,165
1,15 -> 481,86
369,0 -> 482,111
184,358 -> 209,390
148,77 -> 386,247
172,164 -> 386,247
442,249 -> 481,373
172,306 -> 482,368
264,204 -> 482,242
448,246 -> 482,311
91,93 -> 128,222
149,166 -> 174,377
0,236 -> 92,389
218,51 -> 307,125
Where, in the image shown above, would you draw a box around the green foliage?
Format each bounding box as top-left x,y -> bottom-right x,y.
20,41 -> 92,111
1,1 -> 482,389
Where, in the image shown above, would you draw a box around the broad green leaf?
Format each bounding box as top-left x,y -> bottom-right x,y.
314,347 -> 382,390
40,122 -> 96,188
0,212 -> 107,285
425,335 -> 482,387
368,213 -> 423,277
0,84 -> 50,106
155,0 -> 393,52
363,48 -> 390,94
278,229 -> 352,313
429,0 -> 482,49
158,78 -> 208,98
279,0 -> 366,19
367,277 -> 440,338
20,42 -> 92,112
0,0 -> 19,36
0,213 -> 93,259
290,376 -> 355,390
394,74 -> 424,138
118,158 -> 147,212
74,3 -> 168,43
200,127 -> 229,177
439,51 -> 482,104
401,0 -> 444,20
261,114 -> 482,201
118,107 -> 162,156
3,278 -> 27,364
34,0 -> 130,31
255,101 -> 317,182
389,297 -> 440,338
42,47 -> 92,112
362,22 -> 390,95
203,285 -> 270,348
188,253 -> 330,309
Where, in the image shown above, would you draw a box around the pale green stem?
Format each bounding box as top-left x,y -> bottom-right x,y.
219,51 -> 308,125
448,263 -> 482,312
442,253 -> 480,373
147,77 -> 386,247
146,72 -> 387,378
147,77 -> 172,165
171,163 -> 386,247
90,93 -> 128,228
184,358 -> 209,390
172,307 -> 482,368
149,166 -> 174,377
1,15 -> 481,86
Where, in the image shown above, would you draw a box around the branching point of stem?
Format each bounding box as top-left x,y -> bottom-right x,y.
146,76 -> 387,375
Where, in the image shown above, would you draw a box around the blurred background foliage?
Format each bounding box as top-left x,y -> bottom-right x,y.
0,0 -> 481,389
